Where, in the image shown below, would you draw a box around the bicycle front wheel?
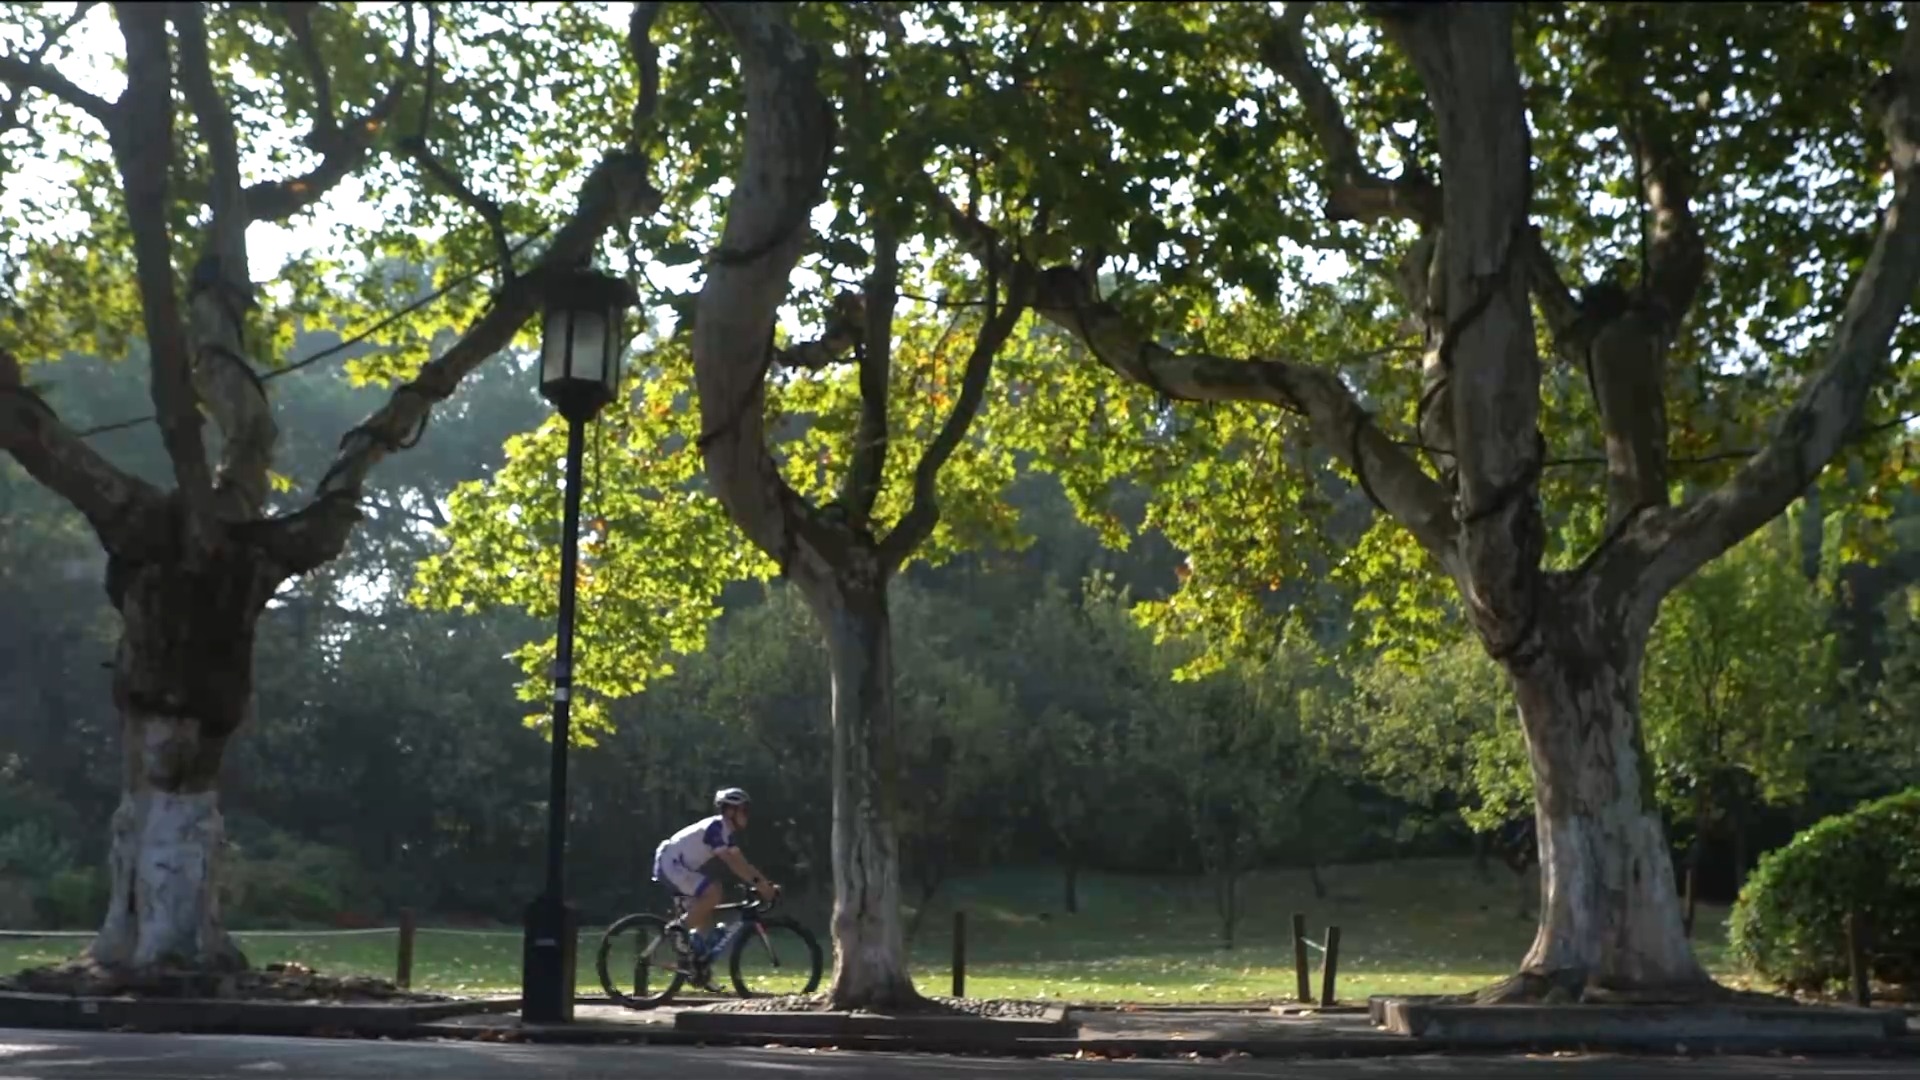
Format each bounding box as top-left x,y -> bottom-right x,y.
596,913 -> 687,1008
728,916 -> 823,998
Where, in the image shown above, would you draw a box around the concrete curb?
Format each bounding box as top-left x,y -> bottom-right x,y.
1369,994 -> 1911,1042
412,1020 -> 1920,1060
0,990 -> 520,1034
672,1004 -> 1073,1038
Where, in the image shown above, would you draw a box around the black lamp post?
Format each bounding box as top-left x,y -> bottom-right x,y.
521,265 -> 638,1024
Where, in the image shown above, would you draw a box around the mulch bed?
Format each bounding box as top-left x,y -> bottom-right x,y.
706,992 -> 1053,1019
1,959 -> 455,1004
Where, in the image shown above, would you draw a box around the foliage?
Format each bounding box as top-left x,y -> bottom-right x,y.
1641,509 -> 1847,819
221,826 -> 377,930
1728,788 -> 1920,991
1321,635 -> 1532,837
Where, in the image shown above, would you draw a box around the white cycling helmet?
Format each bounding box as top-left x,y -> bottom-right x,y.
714,787 -> 752,810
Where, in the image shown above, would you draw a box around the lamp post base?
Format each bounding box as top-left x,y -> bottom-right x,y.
520,894 -> 579,1023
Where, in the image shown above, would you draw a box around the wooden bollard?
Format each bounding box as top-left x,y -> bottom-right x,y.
1319,925 -> 1341,1007
1845,911 -> 1870,1007
952,911 -> 966,998
1292,913 -> 1311,1003
397,909 -> 417,990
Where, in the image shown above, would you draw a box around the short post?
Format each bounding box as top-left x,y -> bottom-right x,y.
1291,913 -> 1311,1004
951,911 -> 966,999
1845,910 -> 1871,1007
1319,925 -> 1341,1008
396,909 -> 416,990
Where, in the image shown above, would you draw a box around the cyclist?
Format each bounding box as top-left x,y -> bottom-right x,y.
652,787 -> 779,965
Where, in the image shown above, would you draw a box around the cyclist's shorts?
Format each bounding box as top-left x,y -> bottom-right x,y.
652,853 -> 714,899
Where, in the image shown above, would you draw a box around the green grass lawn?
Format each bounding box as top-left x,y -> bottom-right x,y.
1,858 -> 1740,1003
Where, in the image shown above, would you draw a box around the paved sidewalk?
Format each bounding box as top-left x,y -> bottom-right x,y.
423,1002 -> 1918,1059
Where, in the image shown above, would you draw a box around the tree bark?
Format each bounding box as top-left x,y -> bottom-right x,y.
89,542 -> 275,971
797,566 -> 919,1010
1063,858 -> 1078,915
1492,600 -> 1711,1001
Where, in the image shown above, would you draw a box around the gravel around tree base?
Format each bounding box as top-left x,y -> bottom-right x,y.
705,993 -> 1054,1018
1,959 -> 457,1003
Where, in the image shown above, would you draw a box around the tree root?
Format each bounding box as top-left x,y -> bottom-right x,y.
1439,969 -> 1795,1007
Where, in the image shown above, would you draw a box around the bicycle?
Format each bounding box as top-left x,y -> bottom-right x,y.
595,887 -> 823,1008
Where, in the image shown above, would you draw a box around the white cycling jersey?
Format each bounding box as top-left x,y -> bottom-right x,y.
654,814 -> 736,878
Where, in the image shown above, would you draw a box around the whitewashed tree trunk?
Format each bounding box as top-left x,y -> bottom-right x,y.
87,551 -> 268,972
799,561 -> 918,1010
1495,600 -> 1709,1000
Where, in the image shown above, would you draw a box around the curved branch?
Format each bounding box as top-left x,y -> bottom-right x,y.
0,3 -> 103,132
628,1 -> 662,151
0,55 -> 111,129
844,221 -> 898,523
1029,263 -> 1460,571
1629,21 -> 1920,605
244,4 -> 417,223
878,265 -> 1032,573
930,176 -> 1458,571
251,154 -> 661,573
0,350 -> 165,557
278,2 -> 336,145
110,2 -> 217,536
689,1 -> 838,577
399,134 -> 515,282
176,1 -> 278,518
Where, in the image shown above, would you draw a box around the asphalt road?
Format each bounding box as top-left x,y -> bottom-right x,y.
0,1030 -> 1913,1080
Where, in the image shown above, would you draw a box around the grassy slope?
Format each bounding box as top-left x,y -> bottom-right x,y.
0,858 -> 1737,1001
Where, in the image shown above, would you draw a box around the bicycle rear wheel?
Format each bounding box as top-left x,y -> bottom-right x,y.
597,913 -> 688,1007
728,916 -> 823,998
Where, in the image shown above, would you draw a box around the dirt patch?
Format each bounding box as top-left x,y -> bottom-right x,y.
1,959 -> 455,1004
706,993 -> 1053,1019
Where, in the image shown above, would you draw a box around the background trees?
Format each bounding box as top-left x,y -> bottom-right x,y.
5,0 -> 1920,1004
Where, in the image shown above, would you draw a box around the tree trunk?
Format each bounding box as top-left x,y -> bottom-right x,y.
801,571 -> 919,1010
1063,858 -> 1079,916
1495,621 -> 1713,1001
1473,831 -> 1494,883
1730,796 -> 1749,894
1307,861 -> 1328,900
89,551 -> 271,972
1683,787 -> 1710,939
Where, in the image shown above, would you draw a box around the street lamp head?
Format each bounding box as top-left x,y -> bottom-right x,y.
539,266 -> 640,424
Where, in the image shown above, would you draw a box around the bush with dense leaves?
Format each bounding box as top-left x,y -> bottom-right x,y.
1728,788 -> 1920,992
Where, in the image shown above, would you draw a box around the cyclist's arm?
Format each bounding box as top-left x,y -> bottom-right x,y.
715,847 -> 774,893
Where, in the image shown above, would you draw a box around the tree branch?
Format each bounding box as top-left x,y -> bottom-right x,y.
1630,19 -> 1920,604
628,1 -> 662,151
244,4 -> 417,223
0,3 -> 102,133
1636,121 -> 1707,326
0,29 -> 113,128
930,181 -> 1459,572
689,1 -> 839,580
249,153 -> 661,573
1260,7 -> 1437,226
175,1 -> 278,519
1379,4 -> 1543,662
110,2 -> 218,540
399,134 -> 515,282
844,220 -> 898,524
278,2 -> 336,146
878,264 -> 1032,573
0,351 -> 168,557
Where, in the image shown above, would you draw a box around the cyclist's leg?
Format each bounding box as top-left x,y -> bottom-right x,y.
684,875 -> 720,936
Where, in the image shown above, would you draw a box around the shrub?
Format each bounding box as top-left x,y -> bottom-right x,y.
1729,787 -> 1920,992
222,828 -> 376,929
